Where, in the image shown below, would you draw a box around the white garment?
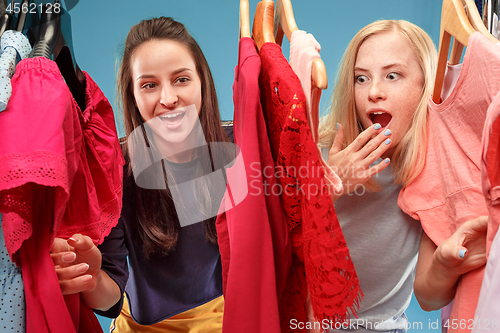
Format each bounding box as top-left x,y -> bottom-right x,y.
0,30 -> 32,111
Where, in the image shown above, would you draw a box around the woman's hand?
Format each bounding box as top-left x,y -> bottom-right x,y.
434,215 -> 488,276
414,216 -> 488,311
50,234 -> 102,295
327,123 -> 392,201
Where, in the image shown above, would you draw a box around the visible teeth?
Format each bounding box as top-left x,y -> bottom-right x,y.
371,111 -> 385,115
160,112 -> 184,119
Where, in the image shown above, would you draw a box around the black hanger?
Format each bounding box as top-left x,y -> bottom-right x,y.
14,0 -> 39,46
0,12 -> 12,37
30,0 -> 86,111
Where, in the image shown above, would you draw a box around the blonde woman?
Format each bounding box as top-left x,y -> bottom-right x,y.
318,20 -> 487,332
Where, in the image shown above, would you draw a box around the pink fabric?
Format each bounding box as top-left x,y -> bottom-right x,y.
216,37 -> 292,333
473,220 -> 500,333
481,91 -> 500,255
442,63 -> 463,102
0,58 -> 124,259
0,57 -> 123,332
398,32 -> 500,333
289,30 -> 319,121
473,90 -> 500,331
288,30 -> 342,193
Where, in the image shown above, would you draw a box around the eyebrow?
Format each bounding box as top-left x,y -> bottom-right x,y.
135,68 -> 193,81
354,62 -> 408,72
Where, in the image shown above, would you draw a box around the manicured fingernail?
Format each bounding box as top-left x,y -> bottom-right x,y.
69,237 -> 78,243
62,252 -> 76,262
459,249 -> 467,258
384,129 -> 391,136
76,264 -> 89,274
336,123 -> 339,130
384,158 -> 390,163
374,123 -> 381,130
81,275 -> 92,283
385,139 -> 391,145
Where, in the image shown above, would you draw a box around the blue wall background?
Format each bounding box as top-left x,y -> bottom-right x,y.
48,0 -> 443,331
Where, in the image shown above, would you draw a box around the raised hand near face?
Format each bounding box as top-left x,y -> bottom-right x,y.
327,123 -> 392,201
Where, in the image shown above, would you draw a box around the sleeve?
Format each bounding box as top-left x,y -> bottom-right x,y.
93,216 -> 129,318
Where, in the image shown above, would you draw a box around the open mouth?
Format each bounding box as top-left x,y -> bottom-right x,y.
159,110 -> 186,128
369,111 -> 392,128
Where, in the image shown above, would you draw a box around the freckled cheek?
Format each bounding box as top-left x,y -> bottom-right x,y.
354,92 -> 365,116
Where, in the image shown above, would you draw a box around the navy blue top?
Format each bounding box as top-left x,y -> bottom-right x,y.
95,157 -> 223,325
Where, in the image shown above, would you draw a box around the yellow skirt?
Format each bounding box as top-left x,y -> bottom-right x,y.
109,295 -> 224,333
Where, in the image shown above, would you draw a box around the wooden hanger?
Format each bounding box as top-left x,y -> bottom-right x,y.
273,0 -> 327,90
240,0 -> 250,39
462,0 -> 498,42
449,0 -> 498,65
251,0 -> 275,51
432,0 -> 476,103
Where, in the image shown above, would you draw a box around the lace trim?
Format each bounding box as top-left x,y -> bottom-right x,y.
56,187 -> 122,245
259,43 -> 362,325
0,151 -> 69,191
0,152 -> 69,262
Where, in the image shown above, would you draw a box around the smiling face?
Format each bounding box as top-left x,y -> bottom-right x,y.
130,39 -> 202,161
354,30 -> 424,157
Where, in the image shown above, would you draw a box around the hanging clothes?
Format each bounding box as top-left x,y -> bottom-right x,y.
442,63 -> 463,102
0,213 -> 25,333
288,30 -> 342,192
0,29 -> 31,333
0,56 -> 124,332
289,30 -> 318,122
0,30 -> 31,111
482,96 -> 500,254
215,36 -> 291,333
472,88 -> 500,333
398,32 -> 500,333
258,42 -> 361,330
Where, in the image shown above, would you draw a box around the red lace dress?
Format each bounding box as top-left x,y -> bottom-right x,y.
258,42 -> 362,330
0,57 -> 124,332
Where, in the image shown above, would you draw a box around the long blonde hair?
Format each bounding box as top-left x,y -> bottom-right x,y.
318,20 -> 437,188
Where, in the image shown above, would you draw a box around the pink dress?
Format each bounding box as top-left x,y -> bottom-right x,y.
0,57 -> 124,332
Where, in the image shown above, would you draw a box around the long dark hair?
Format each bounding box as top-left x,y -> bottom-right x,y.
117,17 -> 231,257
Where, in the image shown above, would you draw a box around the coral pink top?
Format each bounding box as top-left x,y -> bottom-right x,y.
398,32 -> 500,333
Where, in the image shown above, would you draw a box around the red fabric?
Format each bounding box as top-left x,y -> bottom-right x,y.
486,116 -> 500,195
0,57 -> 123,332
258,42 -> 362,330
472,89 -> 500,330
485,113 -> 500,254
216,37 -> 292,333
